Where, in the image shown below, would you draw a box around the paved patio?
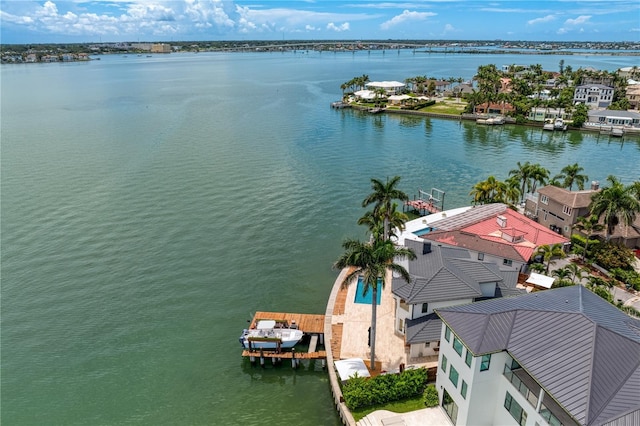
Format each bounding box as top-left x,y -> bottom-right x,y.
331,270 -> 437,373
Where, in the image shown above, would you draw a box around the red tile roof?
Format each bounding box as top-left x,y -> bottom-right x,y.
423,206 -> 568,263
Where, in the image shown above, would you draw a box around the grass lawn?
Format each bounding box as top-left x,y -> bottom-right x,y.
420,98 -> 467,115
350,395 -> 426,421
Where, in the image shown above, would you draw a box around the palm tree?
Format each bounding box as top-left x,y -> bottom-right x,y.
531,243 -> 566,274
564,262 -> 587,284
362,176 -> 409,241
556,163 -> 588,191
573,215 -> 605,262
590,175 -> 640,241
508,161 -> 532,202
528,163 -> 550,194
357,202 -> 408,242
334,238 -> 416,370
551,267 -> 571,280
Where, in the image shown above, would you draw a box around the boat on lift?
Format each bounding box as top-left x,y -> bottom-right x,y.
239,320 -> 304,350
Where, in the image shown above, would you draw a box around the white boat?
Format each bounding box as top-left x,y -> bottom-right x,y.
239,320 -> 304,350
553,118 -> 567,131
477,115 -> 505,125
544,118 -> 567,131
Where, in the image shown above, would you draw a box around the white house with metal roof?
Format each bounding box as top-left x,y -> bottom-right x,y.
586,109 -> 640,128
434,286 -> 640,426
365,80 -> 406,95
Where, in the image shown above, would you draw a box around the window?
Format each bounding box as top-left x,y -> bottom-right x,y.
442,389 -> 458,424
480,354 -> 491,371
477,252 -> 484,261
562,205 -> 573,216
504,392 -> 528,426
540,195 -> 549,204
449,365 -> 459,388
445,326 -> 451,342
465,350 -> 472,367
461,380 -> 468,399
425,342 -> 430,348
441,355 -> 448,372
453,337 -> 463,356
503,259 -> 513,266
421,303 -> 429,313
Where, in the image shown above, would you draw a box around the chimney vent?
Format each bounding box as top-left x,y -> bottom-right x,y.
497,215 -> 507,227
591,181 -> 599,190
422,242 -> 432,254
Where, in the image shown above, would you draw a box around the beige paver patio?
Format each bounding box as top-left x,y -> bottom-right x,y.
332,271 -> 408,372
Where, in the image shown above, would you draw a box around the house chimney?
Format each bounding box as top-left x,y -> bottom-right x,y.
497,215 -> 507,228
422,242 -> 432,254
591,181 -> 599,190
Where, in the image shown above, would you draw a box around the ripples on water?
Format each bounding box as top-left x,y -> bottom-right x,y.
2,52 -> 639,425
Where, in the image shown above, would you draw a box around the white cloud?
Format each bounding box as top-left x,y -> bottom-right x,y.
443,23 -> 456,33
528,15 -> 556,25
380,10 -> 436,30
327,22 -> 350,32
565,15 -> 591,25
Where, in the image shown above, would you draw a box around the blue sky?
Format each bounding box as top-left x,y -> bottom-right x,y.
1,1 -> 639,44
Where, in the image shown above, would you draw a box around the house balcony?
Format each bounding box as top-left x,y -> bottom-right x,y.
503,364 -> 578,426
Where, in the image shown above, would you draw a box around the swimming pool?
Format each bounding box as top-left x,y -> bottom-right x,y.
354,276 -> 382,305
412,227 -> 434,236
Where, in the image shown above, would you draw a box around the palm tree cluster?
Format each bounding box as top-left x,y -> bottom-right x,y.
589,175 -> 640,241
334,176 -> 416,370
469,161 -> 553,207
464,62 -> 630,123
469,161 -> 606,207
341,74 -> 370,97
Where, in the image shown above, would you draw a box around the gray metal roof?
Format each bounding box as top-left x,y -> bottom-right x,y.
393,239 -> 522,305
405,313 -> 443,344
436,286 -> 640,426
393,239 -> 507,304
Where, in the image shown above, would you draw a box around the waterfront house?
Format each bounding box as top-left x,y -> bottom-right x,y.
527,107 -> 570,122
526,184 -> 640,249
364,81 -> 405,95
435,285 -> 640,426
524,184 -> 599,238
474,102 -> 515,116
392,238 -> 522,361
626,84 -> 640,110
586,109 -> 640,128
417,203 -> 569,273
573,84 -> 614,109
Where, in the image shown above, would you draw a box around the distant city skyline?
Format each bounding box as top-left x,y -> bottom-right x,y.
1,0 -> 639,44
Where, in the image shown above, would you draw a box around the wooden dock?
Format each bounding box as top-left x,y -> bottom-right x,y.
241,311 -> 327,365
249,311 -> 325,334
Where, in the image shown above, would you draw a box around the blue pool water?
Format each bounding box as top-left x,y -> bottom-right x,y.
355,276 -> 382,305
412,227 -> 434,236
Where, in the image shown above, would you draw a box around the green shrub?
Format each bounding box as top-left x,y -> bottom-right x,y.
610,268 -> 640,291
342,368 -> 428,410
424,384 -> 439,407
592,243 -> 635,270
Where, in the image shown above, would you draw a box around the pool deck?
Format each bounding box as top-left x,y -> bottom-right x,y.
325,210 -> 475,425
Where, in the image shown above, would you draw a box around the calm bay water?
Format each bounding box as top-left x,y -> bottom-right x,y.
2,50 -> 639,425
